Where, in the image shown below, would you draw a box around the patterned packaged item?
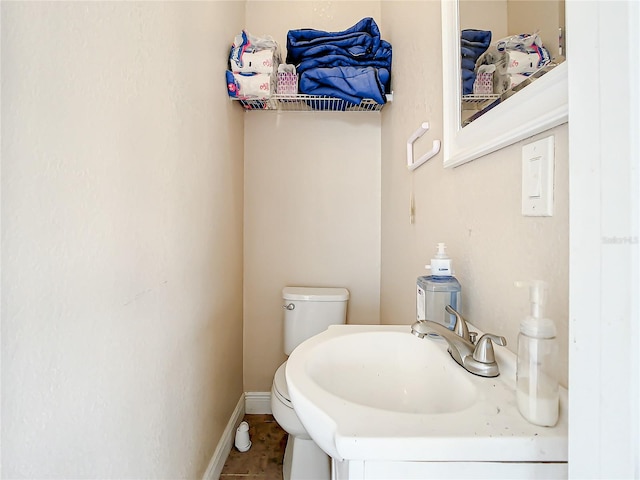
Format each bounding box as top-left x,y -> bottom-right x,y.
277,64 -> 298,95
227,30 -> 281,99
473,72 -> 493,94
226,71 -> 272,99
231,50 -> 275,74
473,64 -> 496,94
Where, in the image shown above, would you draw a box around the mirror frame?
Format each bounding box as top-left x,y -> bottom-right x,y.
442,0 -> 568,168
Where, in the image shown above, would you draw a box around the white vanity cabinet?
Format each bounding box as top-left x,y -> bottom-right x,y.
333,459 -> 567,480
287,325 -> 568,480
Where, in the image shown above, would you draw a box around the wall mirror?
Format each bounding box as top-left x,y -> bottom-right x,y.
442,0 -> 568,168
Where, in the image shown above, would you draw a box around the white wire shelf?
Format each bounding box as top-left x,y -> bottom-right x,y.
462,93 -> 500,104
231,93 -> 392,112
461,60 -> 565,114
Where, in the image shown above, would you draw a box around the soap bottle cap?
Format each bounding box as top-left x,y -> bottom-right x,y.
515,280 -> 556,338
426,242 -> 453,276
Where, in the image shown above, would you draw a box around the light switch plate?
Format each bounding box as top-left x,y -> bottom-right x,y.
522,136 -> 554,216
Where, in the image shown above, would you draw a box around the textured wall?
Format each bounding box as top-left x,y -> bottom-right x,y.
241,0 -> 569,393
1,2 -> 245,477
381,1 -> 569,387
460,0 -> 508,37
243,113 -> 382,391
1,3 -> 572,475
243,1 -> 383,392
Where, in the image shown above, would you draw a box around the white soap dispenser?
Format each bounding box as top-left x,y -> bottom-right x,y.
514,280 -> 559,427
416,243 -> 461,329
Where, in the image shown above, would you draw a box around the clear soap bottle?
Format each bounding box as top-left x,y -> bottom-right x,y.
515,280 -> 559,427
416,243 -> 461,329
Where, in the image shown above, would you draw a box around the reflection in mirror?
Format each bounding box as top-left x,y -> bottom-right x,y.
459,0 -> 566,127
441,0 -> 567,168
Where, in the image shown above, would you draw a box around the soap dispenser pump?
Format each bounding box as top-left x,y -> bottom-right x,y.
428,242 -> 453,276
514,280 -> 559,427
416,243 -> 461,329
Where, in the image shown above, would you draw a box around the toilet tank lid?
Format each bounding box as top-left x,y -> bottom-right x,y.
282,287 -> 349,301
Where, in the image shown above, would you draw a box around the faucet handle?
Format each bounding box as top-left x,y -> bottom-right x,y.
445,305 -> 470,341
472,334 -> 507,364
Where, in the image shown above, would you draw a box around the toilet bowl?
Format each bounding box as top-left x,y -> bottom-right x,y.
271,286 -> 349,480
271,362 -> 330,480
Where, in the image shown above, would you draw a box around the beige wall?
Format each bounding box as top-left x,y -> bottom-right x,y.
242,0 -> 569,392
1,1 -> 571,476
460,0 -> 564,59
508,0 -> 564,59
243,2 -> 383,392
460,0 -> 508,38
1,2 -> 245,477
381,1 -> 568,387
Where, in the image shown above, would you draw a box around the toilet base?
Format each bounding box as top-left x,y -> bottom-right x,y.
283,434 -> 330,480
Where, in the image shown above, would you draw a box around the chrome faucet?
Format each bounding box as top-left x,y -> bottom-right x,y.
411,306 -> 506,377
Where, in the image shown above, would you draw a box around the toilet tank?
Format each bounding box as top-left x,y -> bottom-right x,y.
282,286 -> 349,355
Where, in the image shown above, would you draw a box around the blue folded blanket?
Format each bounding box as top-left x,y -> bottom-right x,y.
295,40 -> 392,75
461,29 -> 491,95
286,17 -> 392,103
287,17 -> 382,63
299,66 -> 386,106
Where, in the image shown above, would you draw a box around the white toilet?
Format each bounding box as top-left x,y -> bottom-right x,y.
271,286 -> 349,480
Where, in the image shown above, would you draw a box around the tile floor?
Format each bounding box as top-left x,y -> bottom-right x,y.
219,414 -> 287,479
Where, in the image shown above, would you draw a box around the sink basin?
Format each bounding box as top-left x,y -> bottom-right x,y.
286,324 -> 568,464
305,330 -> 477,414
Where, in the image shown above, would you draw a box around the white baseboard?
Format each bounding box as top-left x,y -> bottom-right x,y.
245,391 -> 272,414
202,394 -> 245,480
202,391 -> 273,479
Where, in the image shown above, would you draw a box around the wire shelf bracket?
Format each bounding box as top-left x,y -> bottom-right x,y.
407,122 -> 441,171
231,94 -> 391,112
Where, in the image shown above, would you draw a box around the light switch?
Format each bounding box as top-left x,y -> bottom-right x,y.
522,136 -> 554,216
527,156 -> 542,198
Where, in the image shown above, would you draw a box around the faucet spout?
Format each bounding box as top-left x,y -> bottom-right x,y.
411,313 -> 506,378
410,320 -> 475,367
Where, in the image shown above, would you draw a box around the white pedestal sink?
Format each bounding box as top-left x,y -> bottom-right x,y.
286,324 -> 568,480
